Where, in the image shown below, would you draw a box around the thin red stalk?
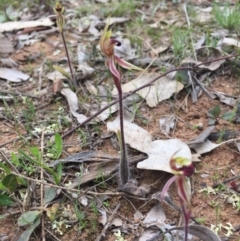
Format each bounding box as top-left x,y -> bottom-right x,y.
181,203 -> 191,241
61,32 -> 77,88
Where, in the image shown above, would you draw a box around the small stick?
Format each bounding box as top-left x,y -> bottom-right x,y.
95,203 -> 121,241
40,130 -> 46,241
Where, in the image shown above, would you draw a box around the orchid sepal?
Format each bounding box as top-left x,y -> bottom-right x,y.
114,55 -> 143,71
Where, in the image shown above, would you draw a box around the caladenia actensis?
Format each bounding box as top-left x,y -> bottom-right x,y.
161,156 -> 195,241
99,18 -> 142,185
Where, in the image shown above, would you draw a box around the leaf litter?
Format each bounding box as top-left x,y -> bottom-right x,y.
1,1 -> 240,241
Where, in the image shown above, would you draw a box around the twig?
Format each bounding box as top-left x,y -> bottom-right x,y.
0,169 -> 121,195
95,203 -> 121,241
45,228 -> 62,241
61,32 -> 77,88
40,130 -> 45,241
0,150 -> 20,174
0,90 -> 39,98
61,52 -> 240,138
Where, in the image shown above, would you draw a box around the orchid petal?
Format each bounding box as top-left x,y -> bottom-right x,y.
160,175 -> 176,201
114,55 -> 143,71
176,176 -> 190,206
100,18 -> 112,54
108,56 -> 121,81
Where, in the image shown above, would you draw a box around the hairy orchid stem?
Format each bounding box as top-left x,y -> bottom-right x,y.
181,204 -> 191,241
61,32 -> 77,88
117,85 -> 129,185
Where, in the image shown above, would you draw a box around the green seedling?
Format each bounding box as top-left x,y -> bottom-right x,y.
74,203 -> 87,230
47,133 -> 63,159
213,2 -> 240,31
18,148 -> 62,185
207,105 -> 235,125
172,29 -> 189,60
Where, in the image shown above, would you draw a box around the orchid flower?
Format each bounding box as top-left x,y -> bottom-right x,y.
54,2 -> 65,33
99,18 -> 142,84
161,156 -> 194,241
53,2 -> 76,88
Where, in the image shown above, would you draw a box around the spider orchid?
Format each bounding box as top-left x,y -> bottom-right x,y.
161,156 -> 194,241
99,18 -> 142,84
99,18 -> 142,186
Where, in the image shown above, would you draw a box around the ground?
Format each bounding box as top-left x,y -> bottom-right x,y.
0,0 -> 240,241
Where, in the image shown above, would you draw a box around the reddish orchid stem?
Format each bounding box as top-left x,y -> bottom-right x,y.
181,202 -> 191,241
61,32 -> 77,88
113,75 -> 129,185
118,84 -> 129,185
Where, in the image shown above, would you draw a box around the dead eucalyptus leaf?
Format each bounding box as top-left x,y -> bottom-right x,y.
142,203 -> 166,228
190,139 -> 219,155
107,118 -> 152,153
112,73 -> 184,107
0,34 -> 14,54
0,68 -> 29,82
137,139 -> 192,173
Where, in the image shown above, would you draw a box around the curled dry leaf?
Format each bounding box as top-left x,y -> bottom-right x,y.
61,88 -> 88,123
0,18 -> 53,32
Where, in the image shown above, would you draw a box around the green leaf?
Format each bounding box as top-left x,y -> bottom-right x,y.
16,217 -> 40,241
11,152 -> 20,167
212,105 -> 221,117
18,150 -> 58,183
207,112 -> 215,119
53,65 -> 71,80
0,162 -> 11,174
208,119 -> 216,125
2,174 -> 18,192
54,133 -> 63,159
30,147 -> 41,162
17,210 -> 41,226
43,187 -> 57,205
221,111 -> 235,121
175,70 -> 189,85
0,194 -> 14,206
47,133 -> 63,160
